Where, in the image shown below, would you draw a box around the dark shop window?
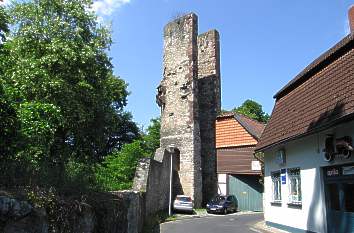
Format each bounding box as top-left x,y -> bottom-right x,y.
343,182 -> 354,212
327,183 -> 340,211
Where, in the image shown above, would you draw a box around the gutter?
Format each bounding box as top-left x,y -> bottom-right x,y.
255,113 -> 354,153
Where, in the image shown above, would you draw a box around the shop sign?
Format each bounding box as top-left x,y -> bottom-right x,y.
281,169 -> 286,184
326,167 -> 340,177
342,166 -> 354,175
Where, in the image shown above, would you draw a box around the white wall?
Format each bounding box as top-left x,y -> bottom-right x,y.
263,120 -> 354,233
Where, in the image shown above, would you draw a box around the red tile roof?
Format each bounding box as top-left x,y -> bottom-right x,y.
234,113 -> 265,139
216,113 -> 265,148
256,33 -> 354,152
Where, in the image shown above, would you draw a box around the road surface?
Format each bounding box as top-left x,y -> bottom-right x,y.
160,212 -> 267,233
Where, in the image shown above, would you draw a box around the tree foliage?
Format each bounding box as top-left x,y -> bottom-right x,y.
0,6 -> 19,157
232,99 -> 270,123
143,118 -> 161,155
95,140 -> 146,190
96,118 -> 161,191
0,0 -> 139,187
0,6 -> 9,42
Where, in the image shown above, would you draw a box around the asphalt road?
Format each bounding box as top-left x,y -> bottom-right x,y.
160,213 -> 266,233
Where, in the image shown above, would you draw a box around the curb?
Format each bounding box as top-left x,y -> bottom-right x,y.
159,214 -> 200,225
253,221 -> 290,233
172,210 -> 263,221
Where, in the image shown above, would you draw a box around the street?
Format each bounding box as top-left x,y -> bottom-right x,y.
160,213 -> 267,233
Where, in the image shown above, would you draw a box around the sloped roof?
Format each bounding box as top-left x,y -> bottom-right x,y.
256,33 -> 354,152
234,113 -> 265,139
216,113 -> 265,148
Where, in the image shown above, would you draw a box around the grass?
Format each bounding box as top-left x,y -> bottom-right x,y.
165,215 -> 177,221
194,208 -> 207,215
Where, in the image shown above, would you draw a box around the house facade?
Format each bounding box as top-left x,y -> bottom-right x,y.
256,7 -> 354,233
216,113 -> 265,211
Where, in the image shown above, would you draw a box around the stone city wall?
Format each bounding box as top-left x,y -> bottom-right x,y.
133,150 -> 171,218
0,190 -> 144,233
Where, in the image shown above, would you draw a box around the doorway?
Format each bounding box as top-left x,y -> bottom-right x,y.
324,164 -> 354,233
228,174 -> 263,211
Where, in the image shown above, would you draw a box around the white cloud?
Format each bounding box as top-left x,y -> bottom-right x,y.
91,0 -> 130,16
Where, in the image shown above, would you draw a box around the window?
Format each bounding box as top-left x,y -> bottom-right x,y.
343,183 -> 354,212
288,168 -> 302,205
271,171 -> 281,202
327,183 -> 340,210
327,182 -> 354,212
213,196 -> 226,202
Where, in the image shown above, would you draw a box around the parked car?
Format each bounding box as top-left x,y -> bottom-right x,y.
173,195 -> 193,213
206,195 -> 238,214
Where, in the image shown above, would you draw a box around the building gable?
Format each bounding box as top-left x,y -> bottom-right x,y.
216,114 -> 258,148
256,34 -> 354,152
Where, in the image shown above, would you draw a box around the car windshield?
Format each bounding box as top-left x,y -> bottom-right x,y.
212,196 -> 226,203
176,196 -> 192,202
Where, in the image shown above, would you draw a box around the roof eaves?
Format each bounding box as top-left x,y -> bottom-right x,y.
255,113 -> 354,153
217,112 -> 235,119
216,143 -> 257,149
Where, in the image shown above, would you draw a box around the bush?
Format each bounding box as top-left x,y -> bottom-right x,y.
95,118 -> 160,191
95,140 -> 146,191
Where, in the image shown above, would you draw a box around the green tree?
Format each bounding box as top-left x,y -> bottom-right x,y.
95,118 -> 161,190
232,99 -> 270,123
142,118 -> 161,155
0,0 -> 138,186
95,140 -> 146,190
0,6 -> 18,157
0,6 -> 9,42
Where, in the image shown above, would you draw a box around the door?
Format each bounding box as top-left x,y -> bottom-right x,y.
228,174 -> 263,211
324,164 -> 354,233
325,181 -> 354,233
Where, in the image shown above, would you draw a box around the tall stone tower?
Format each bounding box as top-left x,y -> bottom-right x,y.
156,13 -> 221,207
198,30 -> 221,204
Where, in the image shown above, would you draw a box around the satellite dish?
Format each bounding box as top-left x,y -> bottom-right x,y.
324,152 -> 334,162
336,136 -> 353,159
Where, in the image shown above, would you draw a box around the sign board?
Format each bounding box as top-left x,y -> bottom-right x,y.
251,161 -> 261,171
281,169 -> 286,184
343,166 -> 354,175
326,167 -> 340,177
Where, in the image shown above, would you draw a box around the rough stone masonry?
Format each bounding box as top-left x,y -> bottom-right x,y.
156,13 -> 221,207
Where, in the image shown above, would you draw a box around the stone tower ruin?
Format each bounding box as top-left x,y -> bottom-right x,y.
156,13 -> 221,207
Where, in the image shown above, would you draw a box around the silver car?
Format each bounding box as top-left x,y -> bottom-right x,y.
173,195 -> 193,213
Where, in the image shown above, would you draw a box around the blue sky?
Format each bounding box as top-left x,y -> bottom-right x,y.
92,0 -> 353,129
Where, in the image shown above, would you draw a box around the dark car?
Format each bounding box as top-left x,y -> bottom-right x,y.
206,195 -> 238,214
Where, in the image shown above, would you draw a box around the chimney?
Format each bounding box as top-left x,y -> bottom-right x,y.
349,5 -> 354,33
